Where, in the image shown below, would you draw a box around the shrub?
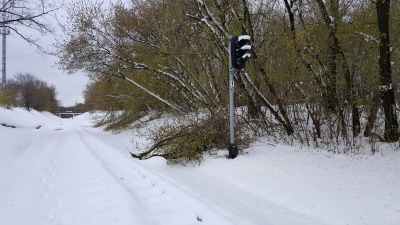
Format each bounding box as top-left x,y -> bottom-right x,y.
130,109 -> 254,165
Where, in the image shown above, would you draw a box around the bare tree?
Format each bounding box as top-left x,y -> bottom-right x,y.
0,0 -> 63,50
12,72 -> 58,111
376,0 -> 399,142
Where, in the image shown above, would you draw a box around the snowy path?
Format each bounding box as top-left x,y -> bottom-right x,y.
2,109 -> 400,225
1,120 -> 235,225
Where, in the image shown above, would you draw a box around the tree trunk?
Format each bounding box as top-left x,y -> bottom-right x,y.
376,0 -> 399,142
364,92 -> 380,137
315,0 -> 339,114
314,0 -> 361,137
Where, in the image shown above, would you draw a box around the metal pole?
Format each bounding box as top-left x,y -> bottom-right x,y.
1,0 -> 10,87
228,68 -> 239,159
2,32 -> 6,86
229,68 -> 235,144
228,36 -> 238,159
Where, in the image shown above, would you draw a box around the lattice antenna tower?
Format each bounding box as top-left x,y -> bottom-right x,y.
1,0 -> 14,87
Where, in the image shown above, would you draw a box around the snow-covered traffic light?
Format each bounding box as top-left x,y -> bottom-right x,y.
229,35 -> 251,70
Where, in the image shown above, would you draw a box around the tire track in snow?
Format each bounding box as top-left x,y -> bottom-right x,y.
71,122 -> 237,225
34,122 -> 147,225
63,122 -> 154,225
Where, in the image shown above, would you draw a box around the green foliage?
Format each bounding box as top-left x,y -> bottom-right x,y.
1,73 -> 59,111
132,110 -> 253,165
0,86 -> 16,107
56,0 -> 400,159
85,74 -> 167,131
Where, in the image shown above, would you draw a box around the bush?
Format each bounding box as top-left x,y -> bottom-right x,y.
1,73 -> 59,111
130,109 -> 254,165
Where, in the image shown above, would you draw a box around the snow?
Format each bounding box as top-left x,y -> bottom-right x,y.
379,83 -> 393,91
1,107 -> 400,225
355,32 -> 379,43
140,156 -> 168,170
238,35 -> 250,41
240,45 -> 251,51
242,53 -> 251,60
0,107 -> 61,129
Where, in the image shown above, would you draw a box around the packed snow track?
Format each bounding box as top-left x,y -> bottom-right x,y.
2,108 -> 400,225
1,120 -> 234,225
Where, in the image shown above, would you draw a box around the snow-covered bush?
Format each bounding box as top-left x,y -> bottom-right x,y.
130,110 -> 254,165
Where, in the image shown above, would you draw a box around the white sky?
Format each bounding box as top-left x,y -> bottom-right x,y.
7,35 -> 89,107
5,0 -> 118,107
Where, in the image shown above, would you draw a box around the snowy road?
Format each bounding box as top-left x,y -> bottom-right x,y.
2,108 -> 400,225
1,120 -> 235,225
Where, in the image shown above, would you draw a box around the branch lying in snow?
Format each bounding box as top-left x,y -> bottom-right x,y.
129,125 -> 191,160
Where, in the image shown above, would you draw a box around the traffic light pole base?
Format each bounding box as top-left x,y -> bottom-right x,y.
228,143 -> 238,159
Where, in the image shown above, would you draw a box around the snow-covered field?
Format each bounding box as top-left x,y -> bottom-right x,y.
1,107 -> 399,225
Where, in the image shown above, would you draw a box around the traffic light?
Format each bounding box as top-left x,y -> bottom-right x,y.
229,35 -> 251,70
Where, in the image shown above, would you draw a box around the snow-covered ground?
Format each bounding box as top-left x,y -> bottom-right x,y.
1,107 -> 399,225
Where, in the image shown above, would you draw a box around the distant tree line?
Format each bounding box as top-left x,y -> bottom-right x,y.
55,0 -> 400,162
0,73 -> 59,111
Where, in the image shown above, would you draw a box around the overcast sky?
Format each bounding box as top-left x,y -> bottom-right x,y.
8,36 -> 89,107
6,2 -> 90,107
5,0 -> 125,107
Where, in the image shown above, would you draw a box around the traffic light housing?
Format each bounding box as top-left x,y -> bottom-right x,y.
229,35 -> 251,70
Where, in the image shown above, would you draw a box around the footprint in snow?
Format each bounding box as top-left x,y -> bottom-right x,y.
42,191 -> 50,199
47,209 -> 55,221
47,168 -> 55,176
62,213 -> 73,224
57,198 -> 64,208
47,168 -> 56,177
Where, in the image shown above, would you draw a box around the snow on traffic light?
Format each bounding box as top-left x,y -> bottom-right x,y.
229,35 -> 251,70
